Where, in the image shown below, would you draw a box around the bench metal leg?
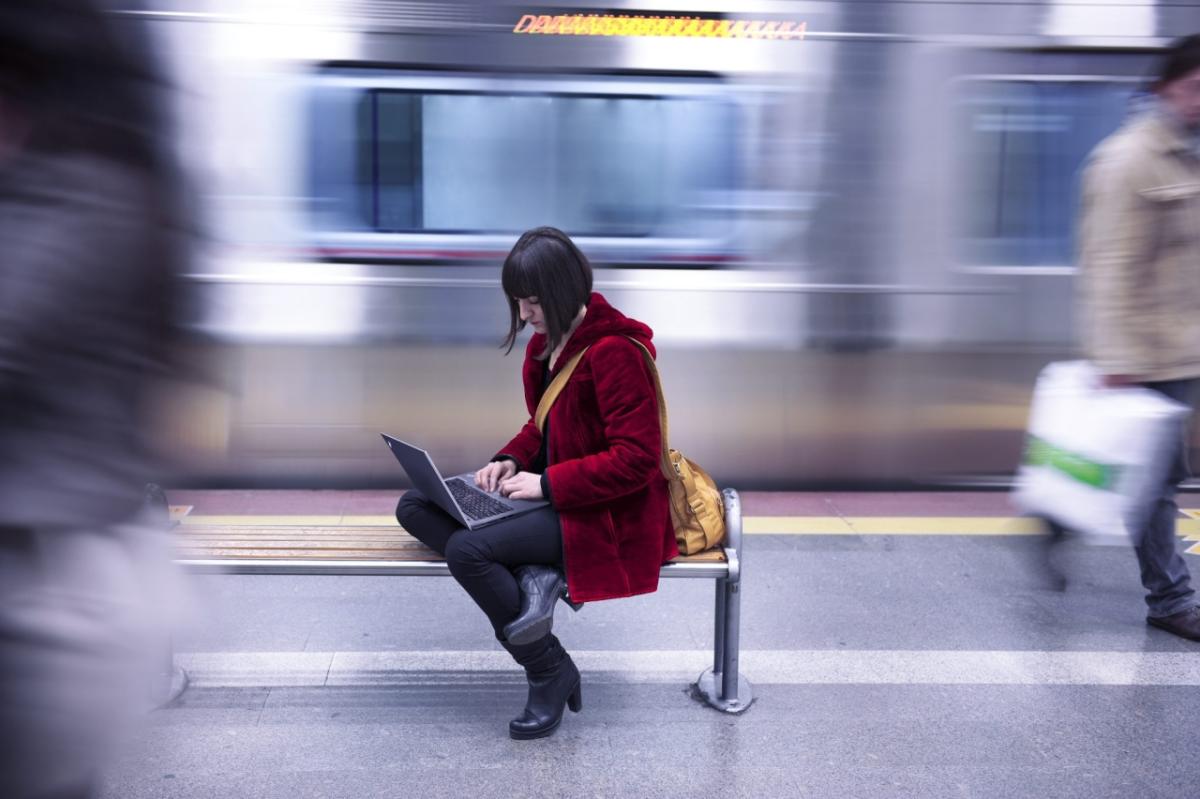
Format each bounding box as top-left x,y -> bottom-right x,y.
713,575 -> 727,675
696,576 -> 753,714
720,575 -> 744,702
695,487 -> 753,713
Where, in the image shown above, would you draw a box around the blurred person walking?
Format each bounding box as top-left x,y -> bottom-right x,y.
1074,34 -> 1200,641
0,1 -> 190,797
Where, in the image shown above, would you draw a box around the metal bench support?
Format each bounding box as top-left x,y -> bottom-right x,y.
694,488 -> 754,714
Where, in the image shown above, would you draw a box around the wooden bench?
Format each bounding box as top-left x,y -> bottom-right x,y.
172,488 -> 752,713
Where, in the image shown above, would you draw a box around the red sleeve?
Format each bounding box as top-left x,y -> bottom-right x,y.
494,419 -> 542,472
543,338 -> 661,509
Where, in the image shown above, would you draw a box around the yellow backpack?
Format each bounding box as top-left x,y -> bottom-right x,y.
535,338 -> 725,555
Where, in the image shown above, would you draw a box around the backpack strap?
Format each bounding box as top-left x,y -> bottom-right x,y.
534,348 -> 590,433
534,338 -> 674,484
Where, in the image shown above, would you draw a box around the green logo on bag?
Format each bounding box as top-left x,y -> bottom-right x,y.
1023,436 -> 1119,489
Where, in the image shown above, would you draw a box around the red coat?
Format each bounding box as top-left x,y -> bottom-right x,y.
495,292 -> 678,602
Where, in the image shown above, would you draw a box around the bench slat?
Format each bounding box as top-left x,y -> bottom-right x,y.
174,525 -> 727,565
177,548 -> 436,560
177,548 -> 728,563
176,558 -> 731,579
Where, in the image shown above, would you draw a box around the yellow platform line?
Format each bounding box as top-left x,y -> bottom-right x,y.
744,517 -> 1044,536
853,517 -> 1045,535
1176,511 -> 1200,540
181,515 -> 343,526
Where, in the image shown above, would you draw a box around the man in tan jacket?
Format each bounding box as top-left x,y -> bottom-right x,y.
1077,34 -> 1200,641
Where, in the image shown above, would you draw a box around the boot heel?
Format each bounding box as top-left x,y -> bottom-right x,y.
561,587 -> 584,612
567,681 -> 582,713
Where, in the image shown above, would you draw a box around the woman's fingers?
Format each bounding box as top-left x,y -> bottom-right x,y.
498,471 -> 542,501
492,461 -> 516,491
475,460 -> 518,492
476,463 -> 498,491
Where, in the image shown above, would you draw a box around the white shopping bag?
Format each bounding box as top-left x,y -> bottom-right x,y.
1012,361 -> 1190,545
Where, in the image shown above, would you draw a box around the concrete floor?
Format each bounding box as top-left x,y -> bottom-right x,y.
99,522 -> 1200,799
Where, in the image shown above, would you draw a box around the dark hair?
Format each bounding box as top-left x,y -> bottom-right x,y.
1154,33 -> 1200,92
500,226 -> 593,358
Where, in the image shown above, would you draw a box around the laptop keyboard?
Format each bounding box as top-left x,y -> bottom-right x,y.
446,478 -> 512,521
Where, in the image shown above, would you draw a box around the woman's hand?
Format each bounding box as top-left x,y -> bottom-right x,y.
475,460 -> 517,492
498,471 -> 544,501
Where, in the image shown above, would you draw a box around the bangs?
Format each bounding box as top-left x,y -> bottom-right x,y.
501,247 -> 542,301
498,225 -> 593,356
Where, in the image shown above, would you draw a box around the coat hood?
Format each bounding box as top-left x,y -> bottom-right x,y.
530,292 -> 655,371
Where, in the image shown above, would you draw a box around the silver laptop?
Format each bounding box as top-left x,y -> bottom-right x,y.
381,434 -> 548,530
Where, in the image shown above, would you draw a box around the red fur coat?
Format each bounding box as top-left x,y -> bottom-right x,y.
495,292 -> 677,602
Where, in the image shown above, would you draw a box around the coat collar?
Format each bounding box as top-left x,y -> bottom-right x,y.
530,292 -> 655,375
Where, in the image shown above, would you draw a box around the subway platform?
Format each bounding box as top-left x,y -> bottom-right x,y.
100,490 -> 1200,799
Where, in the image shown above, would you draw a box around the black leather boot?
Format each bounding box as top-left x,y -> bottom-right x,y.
502,565 -> 583,646
501,634 -> 582,740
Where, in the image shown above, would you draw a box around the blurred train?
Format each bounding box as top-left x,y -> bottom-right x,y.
132,0 -> 1198,488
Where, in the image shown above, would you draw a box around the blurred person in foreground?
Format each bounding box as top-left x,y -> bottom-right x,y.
1073,34 -> 1200,641
0,1 -> 190,796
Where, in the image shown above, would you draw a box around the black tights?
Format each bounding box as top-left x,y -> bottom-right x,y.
395,490 -> 563,637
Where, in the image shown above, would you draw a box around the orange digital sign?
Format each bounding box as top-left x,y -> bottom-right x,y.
513,14 -> 807,40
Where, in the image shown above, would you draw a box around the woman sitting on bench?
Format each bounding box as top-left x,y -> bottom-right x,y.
396,226 -> 677,740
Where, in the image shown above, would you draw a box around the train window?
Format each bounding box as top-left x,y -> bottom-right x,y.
315,85 -> 736,237
372,93 -> 423,231
957,79 -> 1145,269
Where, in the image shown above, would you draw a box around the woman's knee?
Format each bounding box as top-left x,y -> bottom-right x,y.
444,531 -> 489,575
395,490 -> 431,526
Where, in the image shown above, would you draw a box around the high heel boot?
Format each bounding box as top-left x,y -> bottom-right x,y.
501,633 -> 582,740
502,565 -> 583,646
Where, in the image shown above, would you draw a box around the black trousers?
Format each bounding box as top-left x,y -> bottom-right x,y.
395,490 -> 563,637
